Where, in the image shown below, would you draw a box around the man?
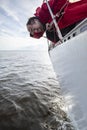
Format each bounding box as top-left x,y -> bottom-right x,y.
26,16 -> 61,42
26,0 -> 87,43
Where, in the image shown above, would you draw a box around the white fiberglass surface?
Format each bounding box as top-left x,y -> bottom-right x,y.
50,31 -> 87,130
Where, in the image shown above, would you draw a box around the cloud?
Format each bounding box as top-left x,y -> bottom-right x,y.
0,0 -> 47,50
0,1 -> 20,22
0,35 -> 48,50
0,0 -> 42,34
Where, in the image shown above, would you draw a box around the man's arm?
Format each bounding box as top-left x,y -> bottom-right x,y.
34,0 -> 68,24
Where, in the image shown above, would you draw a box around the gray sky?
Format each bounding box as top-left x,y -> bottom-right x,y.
0,0 -> 48,50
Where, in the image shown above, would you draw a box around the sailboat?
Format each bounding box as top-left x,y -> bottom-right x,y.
45,0 -> 87,129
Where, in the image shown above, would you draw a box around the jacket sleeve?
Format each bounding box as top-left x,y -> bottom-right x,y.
34,0 -> 67,39
34,0 -> 67,24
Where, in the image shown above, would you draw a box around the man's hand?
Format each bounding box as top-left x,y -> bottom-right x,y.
46,23 -> 53,31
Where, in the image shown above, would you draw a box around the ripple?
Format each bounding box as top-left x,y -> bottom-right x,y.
0,51 -> 75,130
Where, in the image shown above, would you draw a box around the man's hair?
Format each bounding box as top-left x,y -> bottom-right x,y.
26,16 -> 45,38
26,16 -> 39,25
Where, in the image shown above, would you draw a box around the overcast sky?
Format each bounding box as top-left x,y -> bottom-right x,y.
0,0 -> 48,50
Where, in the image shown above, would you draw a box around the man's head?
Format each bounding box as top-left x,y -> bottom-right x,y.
26,17 -> 45,38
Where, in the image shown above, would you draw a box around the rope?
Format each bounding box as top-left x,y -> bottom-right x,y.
56,0 -> 69,23
45,0 -> 63,42
43,0 -> 69,43
49,0 -> 69,26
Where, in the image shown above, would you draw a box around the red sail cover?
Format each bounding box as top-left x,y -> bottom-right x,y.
34,0 -> 87,38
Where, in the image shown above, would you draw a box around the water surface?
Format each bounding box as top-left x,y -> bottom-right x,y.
0,50 -> 75,130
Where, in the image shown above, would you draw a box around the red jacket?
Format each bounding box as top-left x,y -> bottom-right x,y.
34,0 -> 87,38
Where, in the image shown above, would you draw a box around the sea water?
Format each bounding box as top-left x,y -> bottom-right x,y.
0,50 -> 75,130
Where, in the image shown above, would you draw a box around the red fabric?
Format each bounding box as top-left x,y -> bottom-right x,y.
58,0 -> 87,28
34,0 -> 67,23
34,0 -> 87,38
33,31 -> 44,38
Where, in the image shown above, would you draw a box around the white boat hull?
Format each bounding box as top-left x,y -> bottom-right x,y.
50,31 -> 87,130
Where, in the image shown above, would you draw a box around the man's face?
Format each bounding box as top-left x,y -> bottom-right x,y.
27,19 -> 44,36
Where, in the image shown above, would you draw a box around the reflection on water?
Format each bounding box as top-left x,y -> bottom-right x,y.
0,51 -> 75,130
